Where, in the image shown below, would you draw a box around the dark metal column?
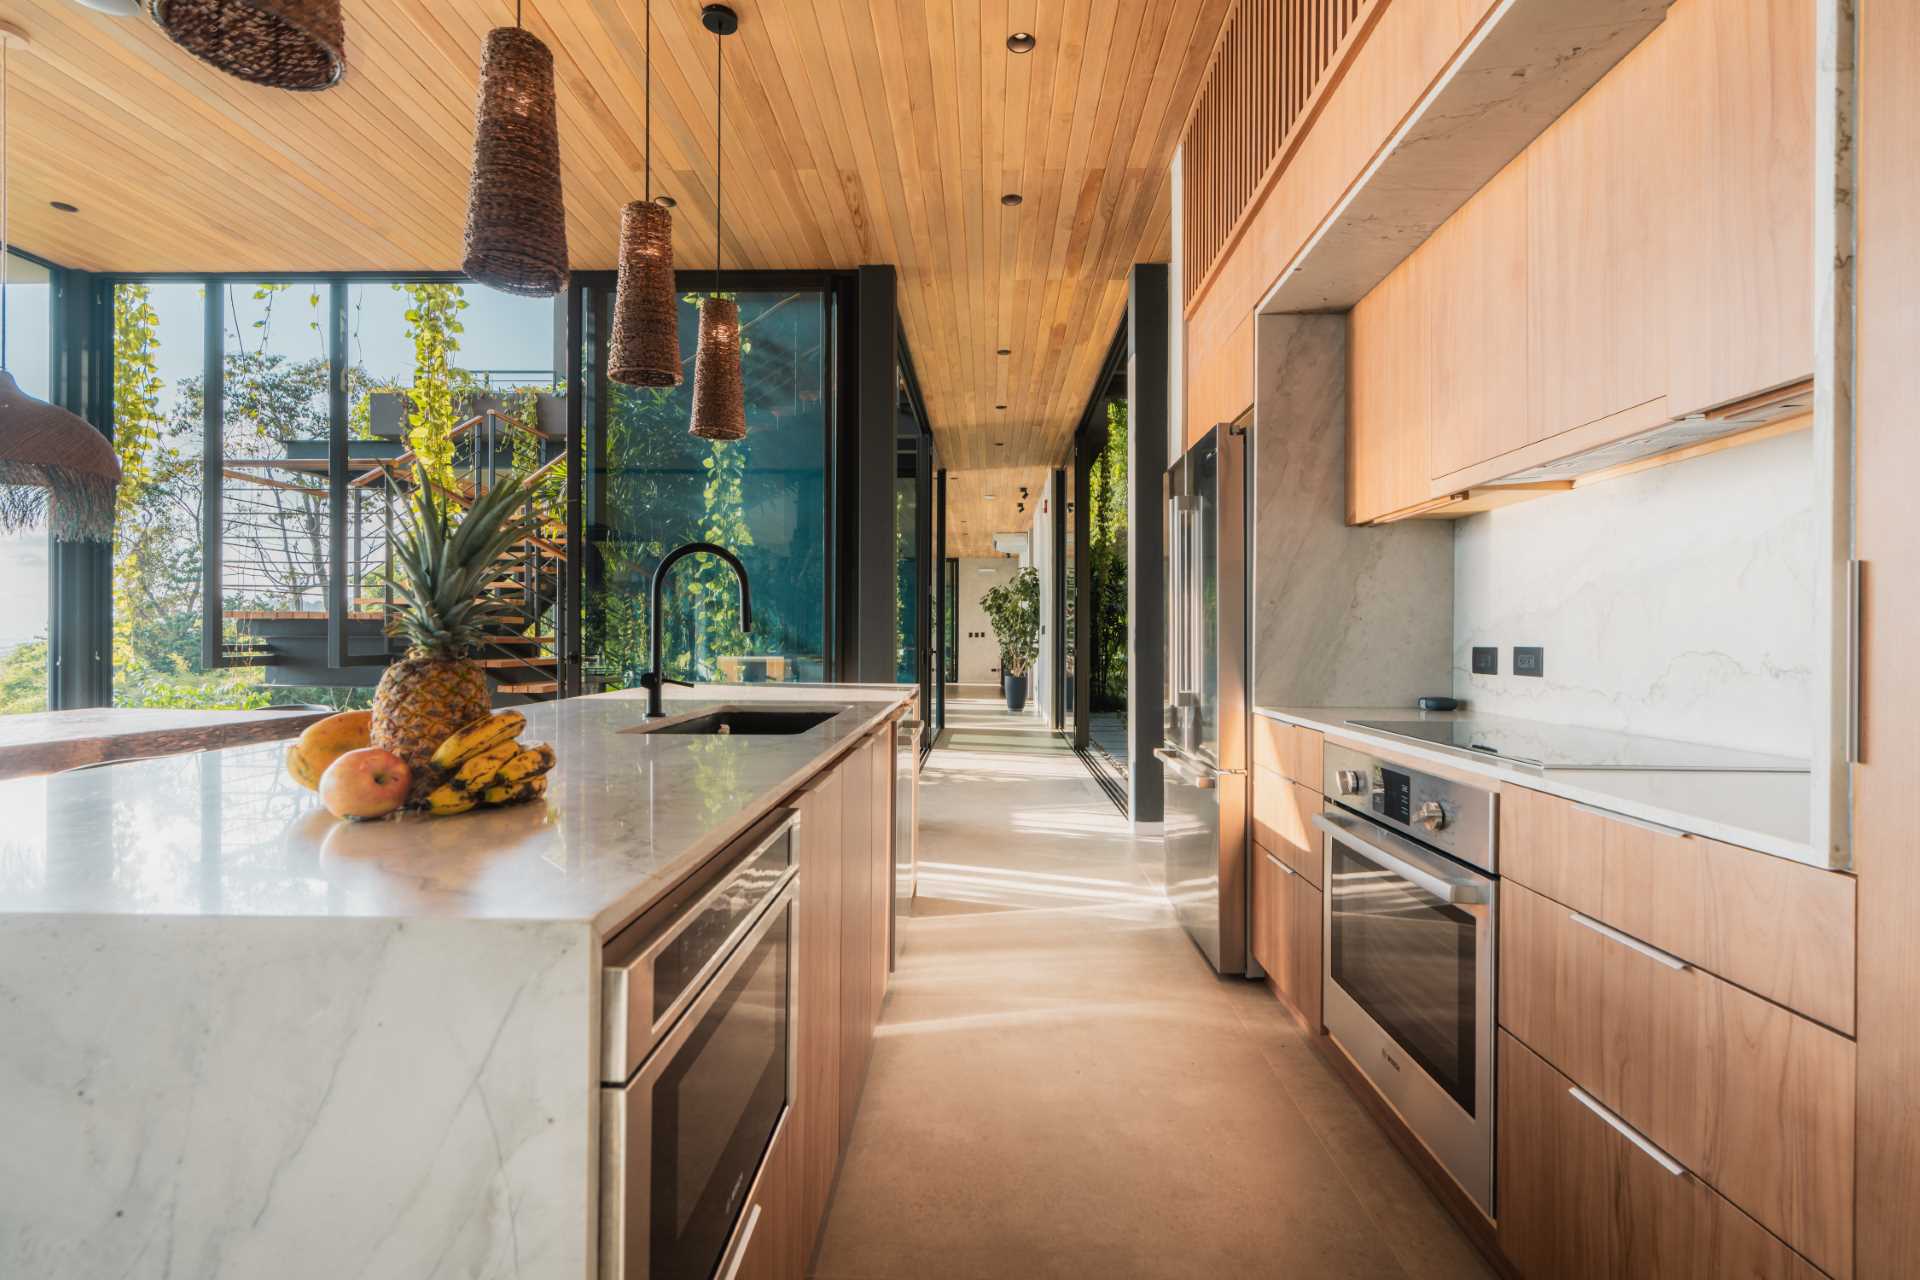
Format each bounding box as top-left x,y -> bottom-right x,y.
933,467 -> 947,734
326,283 -> 349,668
1128,264 -> 1169,823
844,265 -> 898,683
200,281 -> 225,674
1051,465 -> 1067,730
562,283 -> 589,697
1072,443 -> 1092,750
47,268 -> 113,708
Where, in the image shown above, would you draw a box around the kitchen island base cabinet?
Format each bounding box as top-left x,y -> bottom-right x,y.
723,1112 -> 801,1280
1251,844 -> 1323,1033
1497,1033 -> 1825,1280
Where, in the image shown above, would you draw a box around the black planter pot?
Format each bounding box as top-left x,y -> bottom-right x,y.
1003,672 -> 1029,713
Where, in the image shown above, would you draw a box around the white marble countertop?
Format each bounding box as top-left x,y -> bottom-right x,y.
0,683 -> 914,937
1256,705 -> 1826,868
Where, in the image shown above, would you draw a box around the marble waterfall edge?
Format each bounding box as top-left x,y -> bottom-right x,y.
0,915 -> 596,1280
1251,313 -> 1453,708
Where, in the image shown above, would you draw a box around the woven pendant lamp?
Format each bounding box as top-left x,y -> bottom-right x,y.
607,0 -> 680,388
463,13 -> 568,297
690,5 -> 745,441
148,0 -> 345,91
0,24 -> 120,542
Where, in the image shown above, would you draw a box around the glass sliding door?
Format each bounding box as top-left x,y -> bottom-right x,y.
580,284 -> 832,689
1,252 -> 54,714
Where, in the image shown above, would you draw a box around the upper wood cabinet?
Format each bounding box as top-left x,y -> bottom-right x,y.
1665,0 -> 1814,417
1525,25 -> 1670,446
1348,253 -> 1430,524
1428,153 -> 1532,479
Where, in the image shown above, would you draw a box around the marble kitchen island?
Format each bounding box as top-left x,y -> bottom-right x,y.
0,684 -> 913,1280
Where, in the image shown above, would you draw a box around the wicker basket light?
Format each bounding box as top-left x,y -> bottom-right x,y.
689,297 -> 745,441
0,370 -> 122,542
463,26 -> 569,298
608,200 -> 682,387
149,0 -> 345,91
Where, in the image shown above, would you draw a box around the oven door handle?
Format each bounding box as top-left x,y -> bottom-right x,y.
1312,812 -> 1489,905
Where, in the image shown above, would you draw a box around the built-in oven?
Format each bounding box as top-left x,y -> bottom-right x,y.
1315,743 -> 1498,1216
599,808 -> 800,1280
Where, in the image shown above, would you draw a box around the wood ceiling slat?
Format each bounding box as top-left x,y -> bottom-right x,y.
6,1 -> 1227,469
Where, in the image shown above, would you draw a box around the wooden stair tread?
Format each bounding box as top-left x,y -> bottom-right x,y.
496,681 -> 558,695
475,656 -> 558,669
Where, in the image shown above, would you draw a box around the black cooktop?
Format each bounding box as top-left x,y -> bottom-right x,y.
1347,716 -> 1809,772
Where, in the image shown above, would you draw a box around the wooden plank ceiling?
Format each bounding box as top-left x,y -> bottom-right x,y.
4,0 -> 1229,471
944,466 -> 1050,557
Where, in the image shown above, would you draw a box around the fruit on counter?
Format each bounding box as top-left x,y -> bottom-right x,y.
428,710 -> 528,772
481,775 -> 549,807
286,743 -> 323,792
370,467 -> 540,802
422,781 -> 481,816
444,739 -> 522,795
496,742 -> 557,785
318,748 -> 413,821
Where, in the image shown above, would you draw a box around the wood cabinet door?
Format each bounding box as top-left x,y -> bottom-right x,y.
1525,23 -> 1670,445
1666,0 -> 1814,416
793,768 -> 844,1254
729,1112 -> 801,1280
1252,845 -> 1281,978
1348,253 -> 1430,524
837,738 -> 874,1148
1428,152 -> 1532,480
1287,872 -> 1323,1034
1497,1032 -> 1822,1280
870,732 -> 894,1014
1500,882 -> 1854,1276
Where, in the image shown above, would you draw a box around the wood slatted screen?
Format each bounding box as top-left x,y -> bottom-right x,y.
1181,0 -> 1382,310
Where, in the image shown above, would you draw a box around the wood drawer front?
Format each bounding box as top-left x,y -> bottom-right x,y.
1251,845 -> 1281,977
1498,784 -> 1855,1033
1252,717 -> 1323,791
1498,1032 -> 1827,1280
1253,771 -> 1322,885
1255,845 -> 1323,1033
1501,882 -> 1854,1277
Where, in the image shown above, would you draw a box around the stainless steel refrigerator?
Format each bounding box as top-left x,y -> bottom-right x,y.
1161,421 -> 1250,974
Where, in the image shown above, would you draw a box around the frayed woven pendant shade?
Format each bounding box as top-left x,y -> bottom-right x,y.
689,297 -> 745,441
0,370 -> 121,542
148,0 -> 345,91
463,26 -> 569,298
608,200 -> 681,387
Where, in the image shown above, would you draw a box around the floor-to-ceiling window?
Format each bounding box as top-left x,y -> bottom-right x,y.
580,283 -> 832,688
0,252 -> 54,714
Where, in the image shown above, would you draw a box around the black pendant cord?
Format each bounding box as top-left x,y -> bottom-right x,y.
643,0 -> 651,201
713,24 -> 722,298
515,0 -> 522,28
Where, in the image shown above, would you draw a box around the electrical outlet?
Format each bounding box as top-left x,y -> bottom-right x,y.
1514,646 -> 1545,678
1471,646 -> 1498,675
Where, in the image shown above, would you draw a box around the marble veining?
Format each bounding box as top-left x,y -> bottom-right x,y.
1251,314 -> 1453,708
1452,431 -> 1815,760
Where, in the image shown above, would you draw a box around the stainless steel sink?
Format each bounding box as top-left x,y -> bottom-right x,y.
623,706 -> 844,736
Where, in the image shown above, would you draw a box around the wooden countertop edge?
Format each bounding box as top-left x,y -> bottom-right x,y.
0,710 -> 331,782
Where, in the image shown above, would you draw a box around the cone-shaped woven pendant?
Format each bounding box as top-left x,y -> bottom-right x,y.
608,201 -> 681,387
688,297 -> 745,441
0,370 -> 122,542
149,0 -> 345,90
463,26 -> 569,297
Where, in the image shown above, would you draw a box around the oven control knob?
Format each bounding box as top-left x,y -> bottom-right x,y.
1414,800 -> 1448,831
1336,769 -> 1365,797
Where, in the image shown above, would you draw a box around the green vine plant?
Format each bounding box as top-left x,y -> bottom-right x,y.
1087,398 -> 1129,710
981,565 -> 1041,679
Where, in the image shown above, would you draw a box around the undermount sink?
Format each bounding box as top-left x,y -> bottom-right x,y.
624,706 -> 844,736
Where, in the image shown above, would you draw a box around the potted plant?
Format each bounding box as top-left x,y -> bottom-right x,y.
981,566 -> 1040,713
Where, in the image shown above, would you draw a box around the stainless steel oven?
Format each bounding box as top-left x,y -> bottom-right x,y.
1315,743 -> 1498,1215
599,808 -> 800,1280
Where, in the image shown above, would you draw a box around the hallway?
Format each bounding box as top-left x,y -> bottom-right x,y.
810,699 -> 1493,1279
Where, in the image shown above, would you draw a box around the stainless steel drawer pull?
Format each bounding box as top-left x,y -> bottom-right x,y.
718,1204 -> 761,1280
1568,911 -> 1689,972
1312,812 -> 1488,905
1265,851 -> 1297,877
1570,801 -> 1689,840
1569,1086 -> 1685,1177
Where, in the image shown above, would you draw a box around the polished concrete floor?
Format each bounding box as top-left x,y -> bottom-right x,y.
810,699 -> 1493,1279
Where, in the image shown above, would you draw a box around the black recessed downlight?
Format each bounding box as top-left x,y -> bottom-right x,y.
1001,192 -> 1023,207
50,201 -> 79,213
1007,32 -> 1036,53
996,347 -> 1010,355
995,404 -> 1007,410
655,195 -> 677,208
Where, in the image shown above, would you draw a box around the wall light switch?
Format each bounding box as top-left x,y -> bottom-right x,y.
1471,647 -> 1498,675
1514,646 -> 1545,678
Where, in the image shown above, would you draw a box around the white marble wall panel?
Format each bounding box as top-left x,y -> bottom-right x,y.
0,915 -> 596,1280
1453,430 -> 1816,758
1252,314 -> 1454,707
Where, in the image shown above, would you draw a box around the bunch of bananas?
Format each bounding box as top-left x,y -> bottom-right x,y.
421,711 -> 557,816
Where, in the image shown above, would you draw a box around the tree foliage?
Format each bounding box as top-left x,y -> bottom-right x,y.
1086,398 -> 1129,709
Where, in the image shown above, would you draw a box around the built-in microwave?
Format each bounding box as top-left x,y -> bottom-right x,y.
598,808 -> 800,1280
1315,744 -> 1498,1216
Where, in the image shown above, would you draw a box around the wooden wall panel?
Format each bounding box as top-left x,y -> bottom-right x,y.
1854,0 -> 1920,1269
1187,310 -> 1254,440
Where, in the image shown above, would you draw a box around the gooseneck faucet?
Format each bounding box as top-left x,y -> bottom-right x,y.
639,541 -> 754,718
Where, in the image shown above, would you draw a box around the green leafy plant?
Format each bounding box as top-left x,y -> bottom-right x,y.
1087,398 -> 1129,709
981,565 -> 1040,679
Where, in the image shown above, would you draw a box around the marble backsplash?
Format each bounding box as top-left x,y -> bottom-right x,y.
1453,429 -> 1816,760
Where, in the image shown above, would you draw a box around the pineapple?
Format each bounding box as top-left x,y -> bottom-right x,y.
372,466 -> 538,803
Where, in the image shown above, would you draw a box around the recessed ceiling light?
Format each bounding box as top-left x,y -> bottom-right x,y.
995,404 -> 1007,410
1007,32 -> 1036,53
72,0 -> 143,14
50,201 -> 79,213
655,195 -> 676,208
996,347 -> 1010,356
994,441 -> 1005,447
983,493 -> 996,501
1001,193 -> 1022,207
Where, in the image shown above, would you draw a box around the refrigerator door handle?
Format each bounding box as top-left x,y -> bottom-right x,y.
1154,746 -> 1215,788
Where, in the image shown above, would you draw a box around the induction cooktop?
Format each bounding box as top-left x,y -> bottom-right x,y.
1346,715 -> 1810,773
